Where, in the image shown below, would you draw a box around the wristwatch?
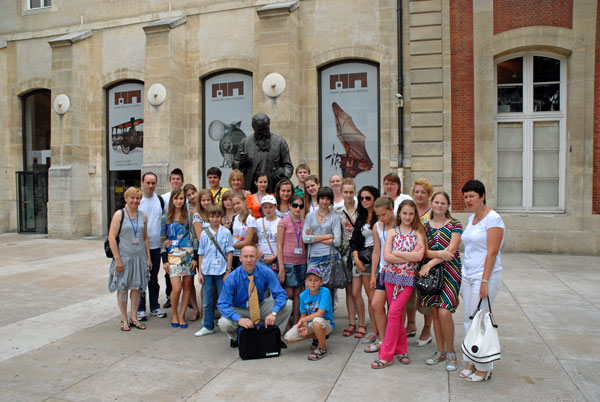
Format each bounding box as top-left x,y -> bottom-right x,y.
271,311 -> 277,317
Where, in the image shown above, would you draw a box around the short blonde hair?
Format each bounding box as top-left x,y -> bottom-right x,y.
124,186 -> 142,199
229,169 -> 244,188
411,177 -> 434,197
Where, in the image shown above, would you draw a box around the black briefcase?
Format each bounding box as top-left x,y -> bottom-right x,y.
237,324 -> 281,360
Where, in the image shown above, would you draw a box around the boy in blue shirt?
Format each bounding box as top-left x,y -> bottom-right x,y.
195,204 -> 234,337
284,267 -> 334,360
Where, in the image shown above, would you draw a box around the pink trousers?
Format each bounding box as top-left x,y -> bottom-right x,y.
379,283 -> 414,361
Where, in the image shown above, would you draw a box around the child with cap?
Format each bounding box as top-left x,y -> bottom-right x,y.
255,194 -> 280,270
284,267 -> 335,360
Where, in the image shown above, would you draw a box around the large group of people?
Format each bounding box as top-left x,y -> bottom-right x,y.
108,163 -> 505,382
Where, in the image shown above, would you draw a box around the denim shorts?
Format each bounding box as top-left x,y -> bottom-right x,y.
284,263 -> 307,288
375,270 -> 386,291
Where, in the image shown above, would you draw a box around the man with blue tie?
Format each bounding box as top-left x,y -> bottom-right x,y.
217,246 -> 293,346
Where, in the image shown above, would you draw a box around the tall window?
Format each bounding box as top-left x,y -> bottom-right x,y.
495,53 -> 566,211
29,0 -> 51,9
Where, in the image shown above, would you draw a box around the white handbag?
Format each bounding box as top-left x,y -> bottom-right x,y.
461,298 -> 501,364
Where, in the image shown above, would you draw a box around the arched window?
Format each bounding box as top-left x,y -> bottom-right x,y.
495,52 -> 566,211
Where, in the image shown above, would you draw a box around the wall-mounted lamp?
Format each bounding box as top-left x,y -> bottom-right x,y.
53,94 -> 70,115
147,83 -> 167,106
262,73 -> 286,98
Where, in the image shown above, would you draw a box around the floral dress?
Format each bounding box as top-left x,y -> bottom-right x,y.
335,206 -> 356,270
380,228 -> 419,295
161,213 -> 198,277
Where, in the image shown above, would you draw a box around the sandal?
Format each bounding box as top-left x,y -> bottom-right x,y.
120,320 -> 130,332
406,321 -> 417,337
371,358 -> 393,369
343,323 -> 356,337
354,325 -> 367,338
361,332 -> 378,344
308,347 -> 328,361
364,340 -> 382,353
397,354 -> 410,364
129,319 -> 146,330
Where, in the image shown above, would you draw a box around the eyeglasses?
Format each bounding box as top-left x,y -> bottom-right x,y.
359,196 -> 373,201
290,203 -> 304,209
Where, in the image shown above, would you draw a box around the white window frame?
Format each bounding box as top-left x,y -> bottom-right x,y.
494,52 -> 567,213
28,0 -> 51,10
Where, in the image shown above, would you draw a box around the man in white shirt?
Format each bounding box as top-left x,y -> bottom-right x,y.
137,172 -> 167,320
161,168 -> 184,309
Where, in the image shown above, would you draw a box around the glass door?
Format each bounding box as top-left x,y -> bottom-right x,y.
16,171 -> 48,233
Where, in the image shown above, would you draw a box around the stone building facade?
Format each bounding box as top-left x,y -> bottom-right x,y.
0,0 -> 598,253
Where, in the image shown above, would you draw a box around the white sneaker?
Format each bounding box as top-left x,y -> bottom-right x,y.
150,308 -> 166,318
137,311 -> 148,321
194,327 -> 215,337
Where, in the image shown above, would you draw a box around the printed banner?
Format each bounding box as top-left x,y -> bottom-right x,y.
107,82 -> 144,171
320,62 -> 379,189
204,72 -> 253,185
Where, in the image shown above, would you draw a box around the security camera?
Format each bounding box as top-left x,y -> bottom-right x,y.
395,93 -> 403,100
395,94 -> 404,108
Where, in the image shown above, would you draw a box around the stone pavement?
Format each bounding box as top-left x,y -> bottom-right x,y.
0,233 -> 598,402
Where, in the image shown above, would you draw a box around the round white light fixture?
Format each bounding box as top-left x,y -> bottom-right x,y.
147,83 -> 167,106
53,94 -> 70,115
262,73 -> 286,98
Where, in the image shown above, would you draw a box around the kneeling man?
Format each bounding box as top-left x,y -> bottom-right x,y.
217,245 -> 292,346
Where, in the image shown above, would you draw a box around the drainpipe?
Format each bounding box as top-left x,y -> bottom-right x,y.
397,0 -> 404,168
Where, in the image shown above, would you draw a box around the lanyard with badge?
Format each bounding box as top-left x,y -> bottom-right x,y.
212,226 -> 223,266
289,214 -> 304,255
125,208 -> 139,245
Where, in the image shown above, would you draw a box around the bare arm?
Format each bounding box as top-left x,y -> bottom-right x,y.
108,210 -> 123,270
276,225 -> 286,283
233,227 -> 255,249
480,227 -> 504,298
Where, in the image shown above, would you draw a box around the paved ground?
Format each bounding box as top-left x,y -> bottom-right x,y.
0,233 -> 599,402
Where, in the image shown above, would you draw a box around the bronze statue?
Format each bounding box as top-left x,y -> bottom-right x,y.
233,113 -> 294,193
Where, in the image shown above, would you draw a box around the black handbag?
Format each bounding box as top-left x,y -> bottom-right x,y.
237,324 -> 281,360
319,247 -> 351,289
415,262 -> 444,295
104,209 -> 124,258
358,246 -> 374,264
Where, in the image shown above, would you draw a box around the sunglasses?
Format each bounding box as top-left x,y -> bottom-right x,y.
290,203 -> 304,209
359,196 -> 373,201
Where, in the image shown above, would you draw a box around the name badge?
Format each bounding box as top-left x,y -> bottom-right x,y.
131,238 -> 140,245
214,259 -> 221,266
171,239 -> 179,246
293,248 -> 303,255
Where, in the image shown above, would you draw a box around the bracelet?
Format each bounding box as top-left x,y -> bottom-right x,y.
481,279 -> 489,283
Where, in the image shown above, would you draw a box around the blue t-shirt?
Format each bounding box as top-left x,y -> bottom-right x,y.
299,287 -> 334,328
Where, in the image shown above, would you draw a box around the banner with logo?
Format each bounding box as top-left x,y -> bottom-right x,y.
203,72 -> 253,186
107,82 -> 144,171
320,62 -> 379,189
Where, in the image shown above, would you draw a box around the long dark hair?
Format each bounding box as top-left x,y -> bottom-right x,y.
355,185 -> 380,230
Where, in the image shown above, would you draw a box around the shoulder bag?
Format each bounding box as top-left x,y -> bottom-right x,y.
261,218 -> 279,272
104,209 -> 124,258
461,297 -> 501,364
319,246 -> 351,289
415,261 -> 444,295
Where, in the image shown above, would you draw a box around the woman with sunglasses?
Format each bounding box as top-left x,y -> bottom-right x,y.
350,186 -> 381,342
277,194 -> 307,326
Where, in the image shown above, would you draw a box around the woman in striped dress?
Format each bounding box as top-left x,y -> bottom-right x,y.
419,191 -> 462,371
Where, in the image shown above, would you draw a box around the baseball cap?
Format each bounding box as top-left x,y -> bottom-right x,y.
305,267 -> 323,278
261,194 -> 277,205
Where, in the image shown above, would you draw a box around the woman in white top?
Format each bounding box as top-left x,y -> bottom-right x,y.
460,179 -> 505,382
382,172 -> 412,215
255,195 -> 281,270
350,185 -> 380,341
230,192 -> 256,270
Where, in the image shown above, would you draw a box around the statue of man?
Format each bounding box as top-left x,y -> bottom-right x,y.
233,113 -> 294,193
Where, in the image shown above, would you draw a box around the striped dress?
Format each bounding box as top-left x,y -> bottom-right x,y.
420,219 -> 463,313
